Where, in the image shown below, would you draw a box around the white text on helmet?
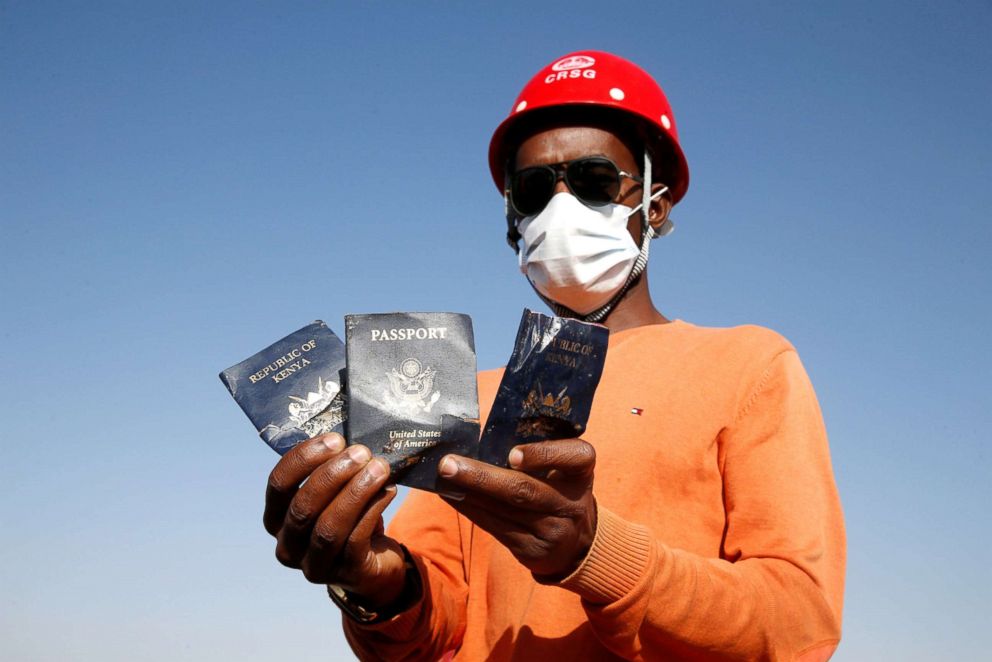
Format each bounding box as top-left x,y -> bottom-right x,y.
544,69 -> 596,84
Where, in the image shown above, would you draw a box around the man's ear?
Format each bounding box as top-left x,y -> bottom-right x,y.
647,183 -> 673,232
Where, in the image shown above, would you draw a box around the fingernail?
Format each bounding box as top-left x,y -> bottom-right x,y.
508,448 -> 523,468
438,489 -> 465,501
366,458 -> 388,480
438,456 -> 458,477
348,445 -> 371,463
322,435 -> 345,453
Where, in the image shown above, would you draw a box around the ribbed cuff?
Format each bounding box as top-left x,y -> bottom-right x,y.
557,506 -> 651,604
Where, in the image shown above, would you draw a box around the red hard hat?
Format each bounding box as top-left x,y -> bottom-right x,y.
488,50 -> 689,204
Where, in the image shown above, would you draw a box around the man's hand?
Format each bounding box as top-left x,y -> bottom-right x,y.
436,438 -> 597,579
263,433 -> 407,608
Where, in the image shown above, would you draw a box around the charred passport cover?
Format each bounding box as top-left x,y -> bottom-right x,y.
345,312 -> 479,491
479,309 -> 608,468
219,321 -> 347,455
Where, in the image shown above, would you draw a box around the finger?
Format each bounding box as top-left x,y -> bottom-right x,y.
341,485 -> 398,562
507,439 -> 596,479
439,476 -> 583,523
301,484 -> 397,586
444,497 -> 530,539
296,457 -> 390,580
443,493 -> 590,578
275,445 -> 372,567
264,434 -> 346,536
441,488 -> 555,526
442,497 -> 557,570
438,455 -> 568,514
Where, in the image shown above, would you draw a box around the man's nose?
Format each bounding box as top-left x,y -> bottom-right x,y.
552,172 -> 570,195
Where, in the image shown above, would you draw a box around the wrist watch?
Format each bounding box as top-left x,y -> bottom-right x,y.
327,545 -> 421,624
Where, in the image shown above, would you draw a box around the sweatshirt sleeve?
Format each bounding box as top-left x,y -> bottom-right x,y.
556,349 -> 846,661
342,489 -> 468,661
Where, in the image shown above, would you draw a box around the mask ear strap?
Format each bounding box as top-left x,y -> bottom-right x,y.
644,150 -> 675,238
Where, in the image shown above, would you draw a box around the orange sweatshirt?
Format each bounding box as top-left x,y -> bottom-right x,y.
345,321 -> 846,661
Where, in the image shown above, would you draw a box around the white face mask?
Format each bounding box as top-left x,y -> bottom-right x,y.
517,192 -> 641,315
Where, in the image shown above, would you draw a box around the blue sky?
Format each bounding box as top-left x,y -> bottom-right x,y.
1,2 -> 989,659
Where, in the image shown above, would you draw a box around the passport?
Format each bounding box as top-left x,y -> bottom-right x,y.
479,309 -> 608,468
345,312 -> 480,491
219,321 -> 347,455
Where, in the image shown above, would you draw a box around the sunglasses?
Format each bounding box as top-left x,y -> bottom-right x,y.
507,156 -> 642,219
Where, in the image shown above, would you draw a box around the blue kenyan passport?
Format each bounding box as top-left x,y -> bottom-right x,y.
219,321 -> 347,455
479,309 -> 608,468
345,312 -> 480,492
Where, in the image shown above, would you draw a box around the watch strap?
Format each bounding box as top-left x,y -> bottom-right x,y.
327,545 -> 422,624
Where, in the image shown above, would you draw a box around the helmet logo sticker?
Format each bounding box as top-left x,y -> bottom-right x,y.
545,54 -> 597,84
551,55 -> 596,71
609,88 -> 625,101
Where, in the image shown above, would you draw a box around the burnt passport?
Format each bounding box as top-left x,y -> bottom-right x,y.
219,321 -> 347,455
479,309 -> 608,468
345,312 -> 480,492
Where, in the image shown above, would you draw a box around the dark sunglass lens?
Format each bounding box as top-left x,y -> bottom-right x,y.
567,158 -> 620,205
511,167 -> 556,217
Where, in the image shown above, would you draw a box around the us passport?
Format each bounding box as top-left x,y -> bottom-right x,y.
479,309 -> 608,468
345,312 -> 480,492
219,321 -> 347,455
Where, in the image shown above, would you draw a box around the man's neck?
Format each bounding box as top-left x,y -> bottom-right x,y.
600,275 -> 668,333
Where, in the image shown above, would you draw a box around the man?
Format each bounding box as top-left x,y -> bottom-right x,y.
263,51 -> 846,660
